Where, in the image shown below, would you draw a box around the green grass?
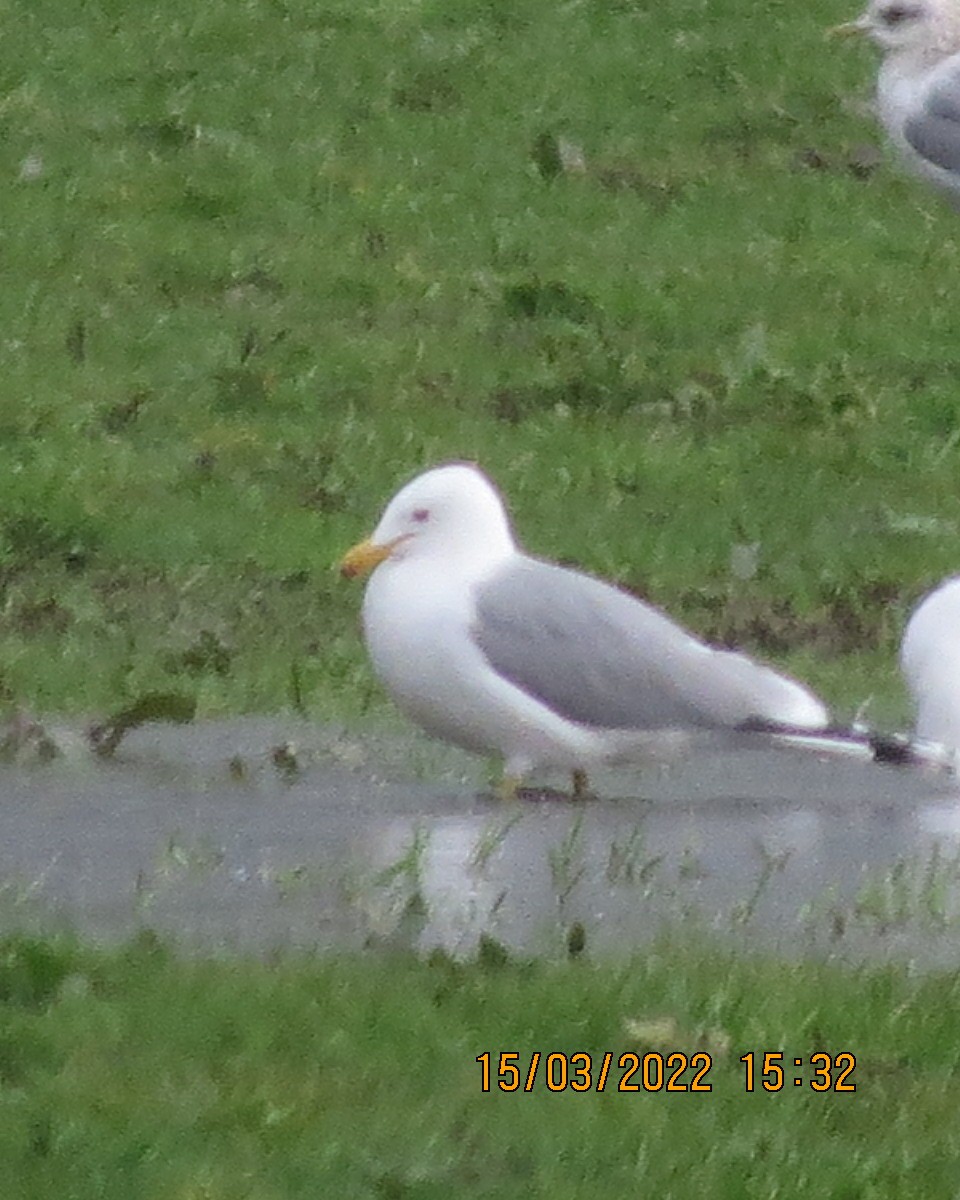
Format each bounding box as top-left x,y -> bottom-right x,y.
0,931 -> 958,1197
0,0 -> 956,725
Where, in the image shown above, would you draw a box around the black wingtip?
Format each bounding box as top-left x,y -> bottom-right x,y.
738,718 -> 956,774
868,732 -> 957,772
868,732 -> 918,766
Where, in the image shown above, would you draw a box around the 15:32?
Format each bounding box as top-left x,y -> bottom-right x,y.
740,1051 -> 856,1092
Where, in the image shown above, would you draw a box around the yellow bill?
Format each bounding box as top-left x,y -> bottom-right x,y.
340,536 -> 405,578
828,16 -> 869,38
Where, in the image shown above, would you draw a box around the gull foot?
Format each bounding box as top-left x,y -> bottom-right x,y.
571,769 -> 596,801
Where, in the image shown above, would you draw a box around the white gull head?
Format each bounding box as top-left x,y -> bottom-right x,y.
842,0 -> 960,56
364,463 -> 516,577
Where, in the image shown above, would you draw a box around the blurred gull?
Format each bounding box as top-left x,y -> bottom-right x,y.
340,463 -> 829,799
835,0 -> 960,207
901,576 -> 960,758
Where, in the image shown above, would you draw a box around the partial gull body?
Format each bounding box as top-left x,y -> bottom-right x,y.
836,0 -> 960,207
901,576 -> 960,757
340,464 -> 829,798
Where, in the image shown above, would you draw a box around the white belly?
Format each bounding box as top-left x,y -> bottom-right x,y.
901,578 -> 960,751
361,565 -> 600,773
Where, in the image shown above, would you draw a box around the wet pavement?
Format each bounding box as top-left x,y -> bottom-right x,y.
0,717 -> 959,963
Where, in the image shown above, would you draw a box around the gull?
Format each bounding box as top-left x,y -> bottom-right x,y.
339,463 -> 829,799
900,576 -> 960,758
835,0 -> 960,207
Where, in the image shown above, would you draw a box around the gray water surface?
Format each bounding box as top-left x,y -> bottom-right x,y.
1,718 -> 959,963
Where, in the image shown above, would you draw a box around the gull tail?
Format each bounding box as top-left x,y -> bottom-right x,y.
737,717 -> 957,773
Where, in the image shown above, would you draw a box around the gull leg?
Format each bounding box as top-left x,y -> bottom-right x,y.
497,773 -> 522,803
572,769 -> 592,801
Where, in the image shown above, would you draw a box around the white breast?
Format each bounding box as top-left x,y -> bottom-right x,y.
901,577 -> 960,751
878,52 -> 960,196
360,558 -> 604,771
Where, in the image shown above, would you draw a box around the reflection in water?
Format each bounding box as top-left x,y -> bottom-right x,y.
355,798 -> 960,963
0,718 -> 958,963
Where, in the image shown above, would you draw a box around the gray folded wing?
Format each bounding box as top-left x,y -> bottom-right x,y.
904,64 -> 960,173
472,556 -> 824,733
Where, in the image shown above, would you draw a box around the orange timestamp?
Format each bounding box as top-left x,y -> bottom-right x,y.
476,1051 -> 857,1093
476,1050 -> 714,1093
740,1051 -> 856,1092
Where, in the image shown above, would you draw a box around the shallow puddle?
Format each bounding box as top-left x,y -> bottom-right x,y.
0,717 -> 958,963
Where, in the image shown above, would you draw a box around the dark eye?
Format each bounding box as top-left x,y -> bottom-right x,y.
412,508 -> 430,523
882,4 -> 918,24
